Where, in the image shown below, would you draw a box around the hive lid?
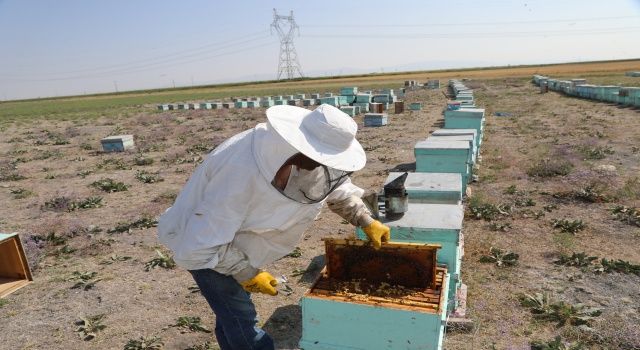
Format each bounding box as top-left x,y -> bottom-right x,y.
382,203 -> 464,230
414,139 -> 470,150
431,128 -> 477,137
323,238 -> 441,289
385,172 -> 462,193
101,134 -> 133,142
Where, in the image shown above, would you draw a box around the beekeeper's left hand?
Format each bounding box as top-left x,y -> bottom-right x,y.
362,220 -> 391,249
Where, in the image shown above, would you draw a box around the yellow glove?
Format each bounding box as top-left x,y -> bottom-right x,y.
240,271 -> 278,296
362,220 -> 391,249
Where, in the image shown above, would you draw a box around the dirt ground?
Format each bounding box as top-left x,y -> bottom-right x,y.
1,75 -> 639,350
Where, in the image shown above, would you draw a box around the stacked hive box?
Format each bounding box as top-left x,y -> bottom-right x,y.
414,140 -> 473,192
300,239 -> 449,350
355,203 -> 464,314
385,172 -> 462,204
300,81 -> 484,349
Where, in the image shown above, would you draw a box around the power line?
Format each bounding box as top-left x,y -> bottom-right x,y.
0,30 -> 271,78
3,40 -> 277,82
302,15 -> 640,28
302,26 -> 640,39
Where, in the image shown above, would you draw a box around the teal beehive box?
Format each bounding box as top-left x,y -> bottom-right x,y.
303,99 -> 316,106
340,86 -> 358,95
260,99 -> 275,108
274,99 -> 287,105
444,108 -> 485,139
410,102 -> 422,111
300,239 -> 448,350
427,134 -> 477,163
385,172 -> 463,204
234,101 -> 247,108
355,203 -> 464,310
319,96 -> 339,106
311,93 -> 321,99
355,93 -> 372,103
364,113 -> 388,127
101,135 -> 134,152
295,93 -> 306,100
373,94 -> 391,103
246,101 -> 258,108
414,140 -> 472,191
337,95 -> 350,106
157,104 -> 170,111
340,106 -> 356,117
353,102 -> 369,113
431,128 -> 480,150
324,92 -> 334,97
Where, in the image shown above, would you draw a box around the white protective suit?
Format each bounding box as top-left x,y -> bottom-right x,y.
157,122 -> 373,282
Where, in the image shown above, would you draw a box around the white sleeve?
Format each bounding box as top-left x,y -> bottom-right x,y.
326,178 -> 374,227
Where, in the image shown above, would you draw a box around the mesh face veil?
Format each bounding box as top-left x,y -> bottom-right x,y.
274,164 -> 351,204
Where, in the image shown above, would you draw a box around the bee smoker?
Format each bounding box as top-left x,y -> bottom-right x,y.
384,172 -> 409,220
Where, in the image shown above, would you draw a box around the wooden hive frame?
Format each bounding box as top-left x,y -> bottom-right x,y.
306,239 -> 445,313
0,233 -> 33,298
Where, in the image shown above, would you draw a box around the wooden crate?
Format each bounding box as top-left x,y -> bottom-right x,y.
0,233 -> 33,298
300,239 -> 448,350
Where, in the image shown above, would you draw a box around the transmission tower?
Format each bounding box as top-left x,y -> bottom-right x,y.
271,9 -> 304,80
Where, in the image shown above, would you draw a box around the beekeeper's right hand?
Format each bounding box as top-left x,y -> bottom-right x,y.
240,271 -> 278,296
362,220 -> 391,249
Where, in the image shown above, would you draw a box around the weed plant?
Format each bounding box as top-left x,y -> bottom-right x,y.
551,219 -> 586,234
479,247 -> 519,267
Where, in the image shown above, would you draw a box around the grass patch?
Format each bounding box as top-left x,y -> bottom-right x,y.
527,159 -> 573,178
123,336 -> 164,350
10,188 -> 34,199
144,250 -> 176,271
75,314 -> 106,341
107,217 -> 157,234
479,247 -> 519,267
610,205 -> 640,227
90,178 -> 128,192
172,316 -> 211,333
530,336 -> 585,350
577,145 -> 614,160
69,271 -> 101,290
43,196 -> 103,212
519,292 -> 602,329
551,219 -> 586,234
135,170 -> 163,184
134,155 -> 154,166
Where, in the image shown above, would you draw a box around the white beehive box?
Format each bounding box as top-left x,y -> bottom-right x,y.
101,135 -> 134,152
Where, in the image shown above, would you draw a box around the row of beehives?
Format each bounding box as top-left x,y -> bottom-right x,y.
404,79 -> 441,90
625,71 -> 640,77
533,75 -> 640,107
156,86 -> 406,114
299,80 -> 486,350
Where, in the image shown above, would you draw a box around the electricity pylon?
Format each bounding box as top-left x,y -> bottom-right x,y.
271,9 -> 304,80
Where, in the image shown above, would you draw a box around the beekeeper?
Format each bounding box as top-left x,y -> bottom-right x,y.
158,104 -> 390,350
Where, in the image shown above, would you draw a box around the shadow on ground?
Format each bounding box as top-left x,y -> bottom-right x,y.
263,304 -> 302,349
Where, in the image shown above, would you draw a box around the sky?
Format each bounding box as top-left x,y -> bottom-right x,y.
1,0 -> 639,100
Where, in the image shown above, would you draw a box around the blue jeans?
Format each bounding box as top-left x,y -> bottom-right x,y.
189,269 -> 275,350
